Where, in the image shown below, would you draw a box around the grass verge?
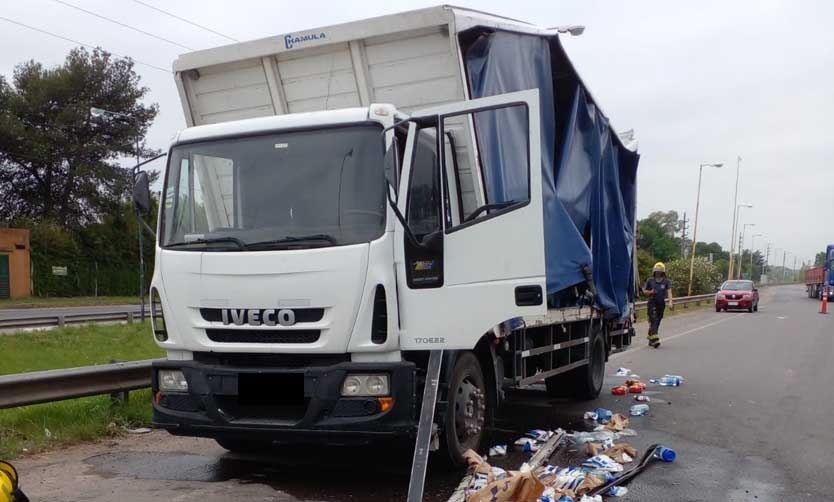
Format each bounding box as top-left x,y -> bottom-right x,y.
0,295 -> 140,309
0,322 -> 163,375
0,322 -> 163,458
0,390 -> 153,459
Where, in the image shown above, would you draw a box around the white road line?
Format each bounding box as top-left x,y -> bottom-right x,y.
611,314 -> 738,359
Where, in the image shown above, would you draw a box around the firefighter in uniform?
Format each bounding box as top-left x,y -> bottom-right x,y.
644,262 -> 673,348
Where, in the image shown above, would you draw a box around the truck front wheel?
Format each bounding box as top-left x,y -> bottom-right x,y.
442,352 -> 487,466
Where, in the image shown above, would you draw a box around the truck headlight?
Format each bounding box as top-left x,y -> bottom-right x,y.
150,287 -> 167,342
158,369 -> 188,392
341,374 -> 390,396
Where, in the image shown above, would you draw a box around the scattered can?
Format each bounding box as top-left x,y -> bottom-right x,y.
611,385 -> 628,396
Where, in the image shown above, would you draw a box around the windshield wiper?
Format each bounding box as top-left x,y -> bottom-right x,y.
246,234 -> 338,250
165,236 -> 247,250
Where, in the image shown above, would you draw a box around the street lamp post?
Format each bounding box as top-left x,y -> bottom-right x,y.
739,223 -> 755,279
688,162 -> 723,295
90,107 -> 145,320
750,234 -> 762,281
729,202 -> 752,279
728,156 -> 742,279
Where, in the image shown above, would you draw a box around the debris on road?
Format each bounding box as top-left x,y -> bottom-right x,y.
615,367 -> 631,376
607,485 -> 628,497
611,385 -> 628,395
489,445 -> 507,457
649,374 -> 684,386
582,455 -> 624,473
653,446 -> 676,462
629,404 -> 650,416
125,427 -> 152,434
604,444 -> 637,463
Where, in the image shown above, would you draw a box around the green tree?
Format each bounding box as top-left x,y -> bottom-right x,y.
0,47 -> 158,227
637,218 -> 680,262
815,251 -> 826,266
646,210 -> 680,235
666,256 -> 723,295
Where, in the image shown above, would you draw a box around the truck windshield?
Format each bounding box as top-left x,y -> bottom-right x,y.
161,125 -> 386,250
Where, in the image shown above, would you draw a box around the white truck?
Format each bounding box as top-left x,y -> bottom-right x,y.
133,5 -> 640,465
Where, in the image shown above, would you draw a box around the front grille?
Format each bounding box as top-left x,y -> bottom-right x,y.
206,329 -> 320,344
194,352 -> 349,368
200,308 -> 324,323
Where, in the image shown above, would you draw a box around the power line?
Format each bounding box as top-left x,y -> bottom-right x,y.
0,15 -> 169,73
50,0 -> 195,51
131,0 -> 239,42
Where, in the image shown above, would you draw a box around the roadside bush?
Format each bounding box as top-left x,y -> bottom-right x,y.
666,256 -> 722,295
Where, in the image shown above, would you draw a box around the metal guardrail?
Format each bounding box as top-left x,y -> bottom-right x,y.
0,359 -> 159,410
0,295 -> 718,410
0,306 -> 145,330
634,293 -> 714,311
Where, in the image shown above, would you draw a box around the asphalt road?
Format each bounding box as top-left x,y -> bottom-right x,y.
0,304 -> 140,321
10,285 -> 832,501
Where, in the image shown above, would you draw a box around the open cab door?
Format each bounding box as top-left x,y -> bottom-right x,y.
394,89 -> 546,350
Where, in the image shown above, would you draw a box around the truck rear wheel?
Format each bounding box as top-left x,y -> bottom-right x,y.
442,352 -> 487,466
545,330 -> 605,401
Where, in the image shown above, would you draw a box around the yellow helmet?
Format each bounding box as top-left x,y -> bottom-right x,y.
652,262 -> 666,273
0,460 -> 18,502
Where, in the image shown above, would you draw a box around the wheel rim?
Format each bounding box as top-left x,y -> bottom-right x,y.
453,375 -> 485,450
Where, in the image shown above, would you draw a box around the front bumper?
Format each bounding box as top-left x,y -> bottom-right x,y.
151,357 -> 417,442
716,299 -> 753,309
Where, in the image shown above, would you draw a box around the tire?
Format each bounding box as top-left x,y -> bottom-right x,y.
572,332 -> 606,400
546,329 -> 605,401
715,305 -> 721,312
442,352 -> 487,466
748,305 -> 754,313
215,438 -> 270,453
753,302 -> 759,312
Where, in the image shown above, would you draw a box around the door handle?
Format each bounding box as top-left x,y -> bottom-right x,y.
515,285 -> 543,306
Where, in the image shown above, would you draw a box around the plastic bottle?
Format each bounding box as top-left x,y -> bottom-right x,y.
594,407 -> 613,422
629,404 -> 650,416
659,375 -> 682,386
634,395 -> 650,402
654,446 -> 676,462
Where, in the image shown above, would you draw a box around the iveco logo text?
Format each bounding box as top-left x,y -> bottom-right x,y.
221,309 -> 296,326
284,32 -> 326,49
414,337 -> 445,344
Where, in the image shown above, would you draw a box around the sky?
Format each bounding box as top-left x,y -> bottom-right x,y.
2,0 -> 832,267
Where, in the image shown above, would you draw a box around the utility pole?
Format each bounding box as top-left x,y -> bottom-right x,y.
764,243 -> 771,280
688,162 -> 723,295
680,212 -> 689,257
782,251 -> 787,281
793,256 -> 797,282
728,156 -> 741,280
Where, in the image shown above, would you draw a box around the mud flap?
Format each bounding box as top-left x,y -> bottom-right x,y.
407,350 -> 443,502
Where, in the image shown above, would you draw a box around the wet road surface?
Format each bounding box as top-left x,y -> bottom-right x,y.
11,285 -> 832,500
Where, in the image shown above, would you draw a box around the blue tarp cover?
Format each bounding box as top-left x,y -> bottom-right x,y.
465,31 -> 639,317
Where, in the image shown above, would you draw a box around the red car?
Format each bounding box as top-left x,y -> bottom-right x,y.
715,280 -> 759,312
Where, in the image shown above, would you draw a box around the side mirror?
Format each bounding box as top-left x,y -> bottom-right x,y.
753,287 -> 758,292
714,286 -> 720,293
420,230 -> 443,253
133,171 -> 151,216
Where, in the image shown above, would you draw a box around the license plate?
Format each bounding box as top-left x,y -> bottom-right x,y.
728,301 -> 738,306
239,372 -> 304,406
